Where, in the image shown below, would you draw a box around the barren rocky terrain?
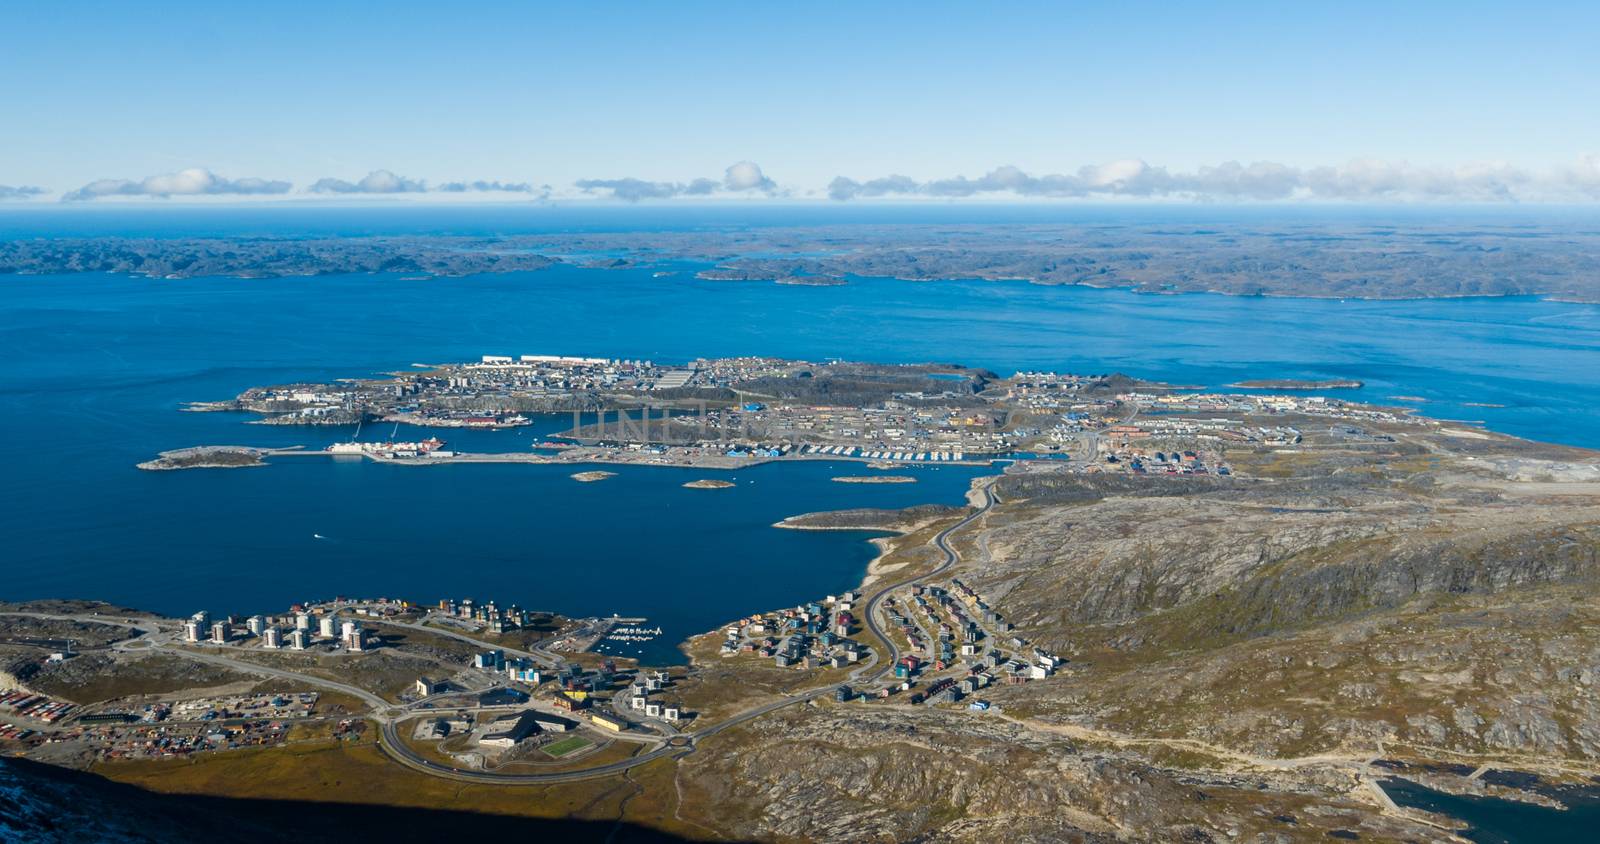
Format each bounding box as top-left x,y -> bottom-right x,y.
8,220 -> 1600,301
664,419 -> 1600,840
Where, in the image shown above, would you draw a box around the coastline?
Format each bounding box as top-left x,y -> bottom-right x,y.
676,486 -> 986,665
135,446 -> 267,471
771,496 -> 977,591
19,263 -> 1599,306
139,445 -> 1003,472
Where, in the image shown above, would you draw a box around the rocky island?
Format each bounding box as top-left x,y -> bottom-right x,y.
135,446 -> 265,471
681,479 -> 735,489
569,470 -> 617,483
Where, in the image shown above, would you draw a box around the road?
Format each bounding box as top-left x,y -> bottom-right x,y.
376,715 -> 689,784
857,481 -> 998,686
154,644 -> 393,713
0,485 -> 1001,785
372,484 -> 1000,783
381,616 -> 562,668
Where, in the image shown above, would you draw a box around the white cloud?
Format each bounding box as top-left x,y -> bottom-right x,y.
827,174 -> 919,200
308,171 -> 551,196
435,180 -> 543,194
573,177 -> 685,201
41,157 -> 1600,205
0,184 -> 46,200
577,161 -> 778,201
723,160 -> 775,192
62,168 -> 290,201
828,158 -> 1600,202
308,169 -> 427,194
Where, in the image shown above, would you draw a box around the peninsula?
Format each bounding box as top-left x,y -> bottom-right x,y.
135,446 -> 265,471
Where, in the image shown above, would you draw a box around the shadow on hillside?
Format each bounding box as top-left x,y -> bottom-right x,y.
2,757 -> 724,842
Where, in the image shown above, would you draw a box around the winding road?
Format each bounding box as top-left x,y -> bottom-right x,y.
375,481 -> 999,783
857,481 -> 998,685
1,482 -> 1000,785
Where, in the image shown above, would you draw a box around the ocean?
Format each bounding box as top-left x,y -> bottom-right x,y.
3,207 -> 1600,666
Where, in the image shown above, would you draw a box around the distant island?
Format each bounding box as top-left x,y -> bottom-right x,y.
1228,378 -> 1363,390
570,470 -> 616,483
682,479 -> 735,489
7,220 -> 1600,302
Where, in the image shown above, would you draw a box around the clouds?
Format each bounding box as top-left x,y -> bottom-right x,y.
828,161 -> 1308,201
39,156 -> 1600,204
0,184 -> 46,200
59,168 -> 551,200
723,161 -> 775,192
577,161 -> 779,201
62,168 -> 290,201
828,158 -> 1600,202
436,180 -> 544,194
574,177 -> 692,202
311,171 -> 550,195
308,170 -> 427,194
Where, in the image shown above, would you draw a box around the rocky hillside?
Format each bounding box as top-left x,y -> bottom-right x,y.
971,434 -> 1600,649
0,758 -> 690,843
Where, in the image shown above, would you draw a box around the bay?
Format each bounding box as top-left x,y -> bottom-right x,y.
2,243 -> 1598,662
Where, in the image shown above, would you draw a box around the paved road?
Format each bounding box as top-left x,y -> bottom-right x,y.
373,483 -> 1000,784
381,616 -> 563,669
154,643 -> 394,712
377,716 -> 688,784
857,481 -> 998,687
1,487 -> 1001,786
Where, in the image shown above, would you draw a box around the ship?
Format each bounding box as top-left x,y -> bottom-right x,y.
326,436 -> 447,456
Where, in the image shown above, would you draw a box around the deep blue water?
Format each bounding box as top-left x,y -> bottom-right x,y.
2,216 -> 1600,664
3,201 -> 1592,239
1382,778 -> 1600,843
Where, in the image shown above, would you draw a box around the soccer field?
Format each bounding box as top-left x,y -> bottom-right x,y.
542,736 -> 594,758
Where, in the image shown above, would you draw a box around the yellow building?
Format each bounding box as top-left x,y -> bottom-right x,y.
589,712 -> 627,732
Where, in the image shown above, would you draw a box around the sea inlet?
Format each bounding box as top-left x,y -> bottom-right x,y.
4,261 -> 1600,663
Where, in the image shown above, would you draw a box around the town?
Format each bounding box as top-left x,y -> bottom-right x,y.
2,556 -> 1078,772
165,353 -> 1429,481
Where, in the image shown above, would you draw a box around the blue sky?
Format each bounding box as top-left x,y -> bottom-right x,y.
4,1 -> 1599,202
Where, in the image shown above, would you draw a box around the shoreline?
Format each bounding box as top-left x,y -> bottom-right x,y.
679,505 -> 968,666
142,445 -> 1005,472
131,440 -> 994,667
135,446 -> 268,471
1228,378 -> 1363,390
19,264 -> 1600,306
772,498 -> 975,591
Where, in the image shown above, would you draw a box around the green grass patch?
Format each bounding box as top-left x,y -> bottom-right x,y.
542,736 -> 594,758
